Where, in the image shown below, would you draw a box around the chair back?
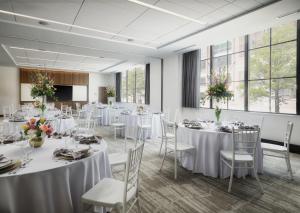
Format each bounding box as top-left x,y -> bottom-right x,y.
137,113 -> 152,128
61,104 -> 69,113
283,121 -> 293,151
123,142 -> 145,206
66,107 -> 73,116
161,118 -> 177,148
231,127 -> 260,163
109,108 -> 122,124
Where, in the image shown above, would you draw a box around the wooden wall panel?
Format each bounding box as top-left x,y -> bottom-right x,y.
20,68 -> 88,86
19,68 -> 89,107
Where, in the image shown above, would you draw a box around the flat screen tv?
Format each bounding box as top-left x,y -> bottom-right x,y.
48,85 -> 73,101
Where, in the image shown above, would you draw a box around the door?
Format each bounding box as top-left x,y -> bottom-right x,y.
99,87 -> 107,104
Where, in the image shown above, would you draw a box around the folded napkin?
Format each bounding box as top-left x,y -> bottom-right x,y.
218,126 -> 232,133
53,148 -> 90,160
78,135 -> 102,145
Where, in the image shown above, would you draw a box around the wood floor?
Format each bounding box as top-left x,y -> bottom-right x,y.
98,127 -> 300,213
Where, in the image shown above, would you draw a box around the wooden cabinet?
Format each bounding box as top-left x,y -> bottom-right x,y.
72,73 -> 88,85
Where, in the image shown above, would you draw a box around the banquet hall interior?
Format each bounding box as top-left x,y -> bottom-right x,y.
0,0 -> 300,213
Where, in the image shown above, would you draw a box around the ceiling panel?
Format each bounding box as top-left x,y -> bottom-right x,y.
0,0 -> 14,21
26,50 -> 58,60
73,0 -> 157,33
56,53 -> 85,63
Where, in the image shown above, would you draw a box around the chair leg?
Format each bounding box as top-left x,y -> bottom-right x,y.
174,151 -> 178,180
220,157 -> 223,179
159,137 -> 164,156
253,167 -> 264,193
160,149 -> 167,171
286,154 -> 293,180
114,127 -> 117,140
228,166 -> 234,193
136,198 -> 142,213
192,149 -> 196,173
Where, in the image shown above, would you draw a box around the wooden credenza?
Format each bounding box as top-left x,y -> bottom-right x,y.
20,68 -> 89,108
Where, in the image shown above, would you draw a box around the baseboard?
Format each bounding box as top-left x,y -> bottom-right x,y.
261,138 -> 300,154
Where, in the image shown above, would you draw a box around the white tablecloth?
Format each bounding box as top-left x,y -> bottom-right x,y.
0,139 -> 111,213
120,113 -> 162,140
177,125 -> 263,178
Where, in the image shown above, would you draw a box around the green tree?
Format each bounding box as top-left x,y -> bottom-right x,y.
248,22 -> 296,113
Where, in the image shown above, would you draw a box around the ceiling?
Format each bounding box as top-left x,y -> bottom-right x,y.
0,0 -> 299,72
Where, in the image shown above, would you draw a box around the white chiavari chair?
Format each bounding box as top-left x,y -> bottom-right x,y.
261,121 -> 294,179
159,114 -> 175,155
159,119 -> 196,179
110,108 -> 126,140
82,142 -> 145,213
136,113 -> 152,143
220,127 -> 263,193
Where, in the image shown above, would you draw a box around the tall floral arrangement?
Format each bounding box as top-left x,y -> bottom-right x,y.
106,87 -> 115,97
202,71 -> 233,123
31,72 -> 56,113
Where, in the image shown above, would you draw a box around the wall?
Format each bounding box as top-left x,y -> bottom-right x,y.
89,72 -> 115,103
163,54 -> 300,145
0,66 -> 19,114
149,59 -> 162,112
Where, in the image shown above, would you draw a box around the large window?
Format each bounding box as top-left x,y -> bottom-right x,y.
248,22 -> 297,114
199,20 -> 298,114
121,66 -> 146,104
207,36 -> 245,110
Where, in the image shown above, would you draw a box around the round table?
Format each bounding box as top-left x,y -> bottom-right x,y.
120,113 -> 162,140
0,139 -> 111,213
177,124 -> 263,178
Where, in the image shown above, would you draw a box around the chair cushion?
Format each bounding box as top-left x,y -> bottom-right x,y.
261,143 -> 287,152
166,133 -> 175,138
111,122 -> 125,127
138,124 -> 151,129
220,150 -> 253,162
81,178 -> 136,208
109,153 -> 127,166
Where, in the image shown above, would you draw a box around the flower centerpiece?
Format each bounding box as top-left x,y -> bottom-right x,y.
31,72 -> 56,115
137,105 -> 145,114
22,118 -> 54,148
202,71 -> 233,124
106,87 -> 116,105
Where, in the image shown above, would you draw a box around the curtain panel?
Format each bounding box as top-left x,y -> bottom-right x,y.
145,63 -> 150,105
182,50 -> 200,108
115,72 -> 121,102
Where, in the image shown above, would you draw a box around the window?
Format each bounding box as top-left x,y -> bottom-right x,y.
203,36 -> 245,110
121,66 -> 146,104
198,20 -> 298,114
248,22 -> 297,114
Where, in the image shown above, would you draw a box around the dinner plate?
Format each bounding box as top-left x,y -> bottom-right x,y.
0,160 -> 14,170
0,160 -> 21,174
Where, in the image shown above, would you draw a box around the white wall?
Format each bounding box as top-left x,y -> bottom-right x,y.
89,72 -> 115,103
163,54 -> 300,145
149,59 -> 162,112
0,66 -> 19,114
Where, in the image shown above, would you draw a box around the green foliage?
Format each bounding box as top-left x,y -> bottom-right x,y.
106,87 -> 115,97
31,72 -> 56,99
248,22 -> 296,113
202,71 -> 233,104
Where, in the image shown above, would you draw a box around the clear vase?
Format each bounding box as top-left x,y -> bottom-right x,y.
29,136 -> 45,148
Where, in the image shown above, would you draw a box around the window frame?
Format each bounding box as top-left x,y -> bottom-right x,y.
199,20 -> 299,115
121,66 -> 146,104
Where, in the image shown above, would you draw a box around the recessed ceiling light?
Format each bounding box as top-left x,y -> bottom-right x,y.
10,46 -> 103,59
38,20 -> 49,26
128,0 -> 206,25
0,9 -> 157,49
128,38 -> 134,42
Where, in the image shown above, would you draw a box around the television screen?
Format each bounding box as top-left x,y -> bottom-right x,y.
48,85 -> 72,101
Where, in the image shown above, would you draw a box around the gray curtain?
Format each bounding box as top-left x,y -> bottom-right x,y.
182,50 -> 200,108
115,72 -> 121,102
145,64 -> 150,105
